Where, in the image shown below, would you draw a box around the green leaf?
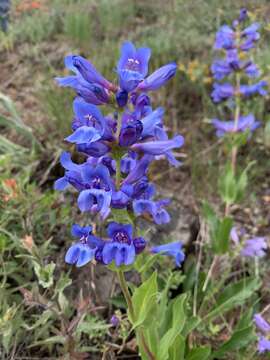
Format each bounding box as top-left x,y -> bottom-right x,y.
214,216 -> 233,254
33,261 -> 55,288
202,202 -> 232,254
54,272 -> 72,295
157,294 -> 187,360
264,120 -> 270,148
218,164 -> 237,205
28,335 -> 66,348
204,277 -> 261,322
235,162 -> 255,202
187,346 -> 211,360
212,326 -> 255,358
182,316 -> 201,337
168,334 -> 185,360
131,271 -> 158,328
23,310 -> 53,331
0,234 -> 7,252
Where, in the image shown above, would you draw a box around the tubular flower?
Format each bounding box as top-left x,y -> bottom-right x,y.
151,241 -> 185,267
254,314 -> 270,354
65,224 -> 103,267
102,222 -> 146,266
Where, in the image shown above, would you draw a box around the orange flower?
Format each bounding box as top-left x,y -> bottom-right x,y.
21,235 -> 34,252
30,1 -> 42,9
2,179 -> 18,202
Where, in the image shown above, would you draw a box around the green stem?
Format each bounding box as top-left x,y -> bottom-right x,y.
117,270 -> 135,321
116,157 -> 121,189
117,270 -> 156,360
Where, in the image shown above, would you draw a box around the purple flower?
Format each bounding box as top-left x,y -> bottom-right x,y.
211,83 -> 234,103
123,154 -> 153,184
77,164 -> 114,219
137,63 -> 177,91
119,113 -> 143,147
240,80 -> 268,97
110,315 -> 120,327
65,224 -> 102,267
254,314 -> 270,333
151,241 -> 185,267
121,153 -> 137,174
54,152 -> 87,191
141,107 -> 164,138
133,198 -> 170,225
239,8 -> 248,23
132,93 -> 152,119
116,89 -> 128,107
241,237 -> 267,258
117,41 -> 151,92
131,135 -> 184,165
241,23 -> 260,51
212,114 -> 260,137
71,98 -> 114,141
77,141 -> 110,158
211,51 -> 259,80
102,222 -> 146,266
254,314 -> 270,354
258,336 -> 270,353
55,75 -> 111,105
64,55 -> 115,91
214,25 -> 235,50
111,183 -> 133,208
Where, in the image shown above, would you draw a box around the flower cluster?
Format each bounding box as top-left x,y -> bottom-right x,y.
55,41 -> 185,268
211,9 -> 267,137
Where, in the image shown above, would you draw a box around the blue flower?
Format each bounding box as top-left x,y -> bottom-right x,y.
55,75 -> 111,105
131,178 -> 155,200
240,23 -> 260,51
212,114 -> 260,137
141,107 -> 164,138
211,83 -> 234,103
254,314 -> 270,354
238,8 -> 248,23
132,93 -> 152,119
117,41 -> 151,92
214,25 -> 235,50
71,97 -> 114,141
151,241 -> 185,267
121,153 -> 137,174
258,337 -> 270,354
65,224 -> 102,267
77,164 -> 114,219
211,51 -> 259,80
240,80 -> 268,97
131,134 -> 184,166
111,183 -> 133,208
123,154 -> 153,184
133,198 -> 170,225
119,113 -> 143,147
116,89 -> 128,107
55,55 -> 116,104
65,55 -> 115,91
77,142 -> 110,158
137,63 -> 177,91
102,222 -> 146,266
254,314 -> 270,333
241,237 -> 267,258
54,152 -> 86,191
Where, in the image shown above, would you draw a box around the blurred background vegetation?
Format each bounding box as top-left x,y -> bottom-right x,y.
0,0 -> 270,358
